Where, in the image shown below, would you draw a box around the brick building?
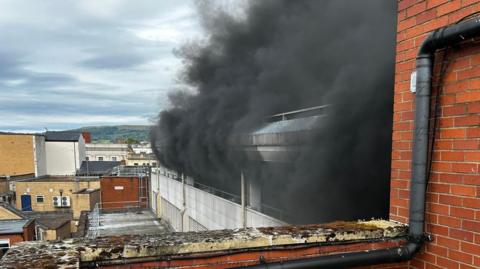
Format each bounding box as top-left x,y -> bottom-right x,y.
389,1 -> 480,268
14,177 -> 100,219
1,202 -> 74,242
0,133 -> 47,177
100,176 -> 149,210
0,219 -> 35,256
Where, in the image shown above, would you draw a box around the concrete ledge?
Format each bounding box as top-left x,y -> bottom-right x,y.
1,220 -> 407,269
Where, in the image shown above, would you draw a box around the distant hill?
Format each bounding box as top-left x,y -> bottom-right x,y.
70,125 -> 151,143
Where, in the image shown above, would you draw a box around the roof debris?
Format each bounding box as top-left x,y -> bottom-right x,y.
1,220 -> 407,268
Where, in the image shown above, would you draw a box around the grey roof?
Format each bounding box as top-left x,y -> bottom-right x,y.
36,218 -> 70,230
0,220 -> 30,234
45,131 -> 82,142
78,161 -> 121,176
22,211 -> 72,230
0,132 -> 43,136
252,115 -> 324,135
74,188 -> 99,194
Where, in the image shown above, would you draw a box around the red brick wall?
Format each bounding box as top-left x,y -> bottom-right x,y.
82,132 -> 92,144
22,220 -> 35,241
98,240 -> 406,269
0,234 -> 26,246
100,176 -> 148,210
392,0 -> 480,268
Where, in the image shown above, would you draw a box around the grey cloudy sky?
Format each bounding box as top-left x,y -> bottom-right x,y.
0,0 -> 202,132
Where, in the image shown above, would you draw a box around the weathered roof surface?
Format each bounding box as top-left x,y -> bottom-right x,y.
0,219 -> 29,234
45,131 -> 82,142
1,220 -> 407,268
37,218 -> 71,230
78,161 -> 120,176
23,211 -> 72,230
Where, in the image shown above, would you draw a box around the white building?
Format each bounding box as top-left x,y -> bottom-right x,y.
125,153 -> 157,167
85,143 -> 129,162
45,132 -> 86,175
130,142 -> 152,155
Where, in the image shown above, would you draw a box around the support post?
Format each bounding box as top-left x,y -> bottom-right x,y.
241,171 -> 246,228
181,174 -> 188,232
156,164 -> 161,218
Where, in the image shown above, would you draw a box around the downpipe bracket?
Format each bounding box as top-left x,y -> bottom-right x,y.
423,233 -> 434,242
407,233 -> 433,243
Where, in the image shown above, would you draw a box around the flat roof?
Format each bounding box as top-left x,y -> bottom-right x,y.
45,131 -> 82,142
16,176 -> 99,183
0,132 -> 43,136
78,161 -> 120,176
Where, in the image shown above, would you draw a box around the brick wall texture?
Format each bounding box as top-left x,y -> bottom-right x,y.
0,134 -> 35,176
14,180 -> 100,218
391,0 -> 480,268
100,176 -> 148,210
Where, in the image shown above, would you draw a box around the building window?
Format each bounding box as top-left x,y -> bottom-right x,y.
36,195 -> 44,203
98,157 -> 103,161
86,156 -> 89,161
134,163 -> 138,166
112,156 -> 117,161
152,162 -> 157,167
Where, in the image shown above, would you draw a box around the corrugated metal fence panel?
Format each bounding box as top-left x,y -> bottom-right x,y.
188,216 -> 207,232
246,208 -> 287,227
154,170 -> 286,231
185,184 -> 243,230
161,197 -> 182,231
151,191 -> 157,212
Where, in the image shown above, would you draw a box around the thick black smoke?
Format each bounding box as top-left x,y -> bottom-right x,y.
151,0 -> 396,224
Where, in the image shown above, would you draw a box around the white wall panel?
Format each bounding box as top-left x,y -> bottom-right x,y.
151,169 -> 286,231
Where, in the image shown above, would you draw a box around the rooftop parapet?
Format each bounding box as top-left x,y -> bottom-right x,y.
1,219 -> 407,268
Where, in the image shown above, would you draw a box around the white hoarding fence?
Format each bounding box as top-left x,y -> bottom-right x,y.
151,169 -> 286,231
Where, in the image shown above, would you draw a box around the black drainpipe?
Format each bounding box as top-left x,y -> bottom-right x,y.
238,16 -> 480,269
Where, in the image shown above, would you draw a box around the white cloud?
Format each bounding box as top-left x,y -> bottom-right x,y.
0,0 -> 202,132
0,113 -> 150,130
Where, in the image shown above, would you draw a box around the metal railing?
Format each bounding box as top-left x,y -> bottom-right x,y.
87,201 -> 149,238
160,198 -> 182,231
110,165 -> 150,176
87,203 -> 100,238
191,180 -> 241,204
97,200 -> 147,211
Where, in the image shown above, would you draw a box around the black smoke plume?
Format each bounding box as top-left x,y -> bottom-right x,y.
151,0 -> 397,224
